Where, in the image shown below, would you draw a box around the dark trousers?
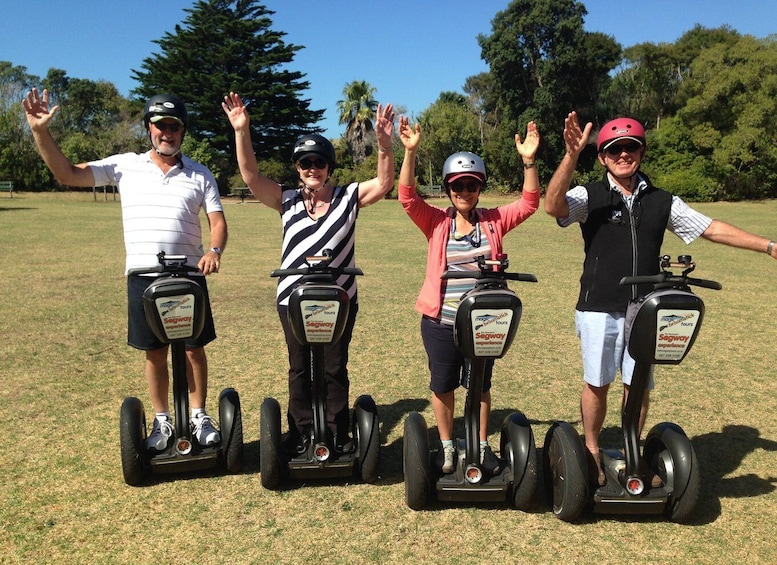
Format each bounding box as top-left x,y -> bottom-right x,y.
278,300 -> 358,436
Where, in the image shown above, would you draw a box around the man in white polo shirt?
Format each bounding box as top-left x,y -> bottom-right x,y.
23,88 -> 228,453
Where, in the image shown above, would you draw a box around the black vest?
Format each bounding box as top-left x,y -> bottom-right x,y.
576,174 -> 673,312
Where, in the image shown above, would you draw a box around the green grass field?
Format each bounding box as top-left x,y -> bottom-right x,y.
2,192 -> 777,563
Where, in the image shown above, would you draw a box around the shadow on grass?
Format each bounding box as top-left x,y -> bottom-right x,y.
534,422 -> 777,525
690,424 -> 777,524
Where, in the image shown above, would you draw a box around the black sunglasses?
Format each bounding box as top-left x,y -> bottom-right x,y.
604,141 -> 642,156
449,180 -> 482,193
298,157 -> 327,170
153,121 -> 182,133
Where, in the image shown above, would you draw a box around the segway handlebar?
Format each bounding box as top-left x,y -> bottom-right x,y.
270,249 -> 364,278
619,255 -> 722,291
441,254 -> 537,283
127,252 -> 200,276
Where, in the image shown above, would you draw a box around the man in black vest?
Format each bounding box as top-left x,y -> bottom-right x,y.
545,111 -> 776,486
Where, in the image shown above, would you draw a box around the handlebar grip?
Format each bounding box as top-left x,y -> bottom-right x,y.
686,277 -> 722,290
620,275 -> 665,286
442,271 -> 537,282
270,268 -> 305,277
507,273 -> 538,283
127,265 -> 165,276
271,267 -> 364,278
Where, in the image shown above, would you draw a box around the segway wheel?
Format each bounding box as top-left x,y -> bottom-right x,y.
403,412 -> 432,510
500,412 -> 538,510
260,397 -> 283,490
354,395 -> 380,483
119,396 -> 148,486
218,388 -> 244,474
644,422 -> 701,523
542,421 -> 587,522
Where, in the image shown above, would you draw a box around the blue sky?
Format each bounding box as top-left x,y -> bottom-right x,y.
2,0 -> 775,138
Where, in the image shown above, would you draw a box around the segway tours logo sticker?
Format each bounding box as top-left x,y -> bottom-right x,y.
654,309 -> 699,361
471,308 -> 514,357
301,300 -> 340,343
155,294 -> 195,340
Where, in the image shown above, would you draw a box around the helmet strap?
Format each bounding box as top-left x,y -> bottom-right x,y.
149,130 -> 183,158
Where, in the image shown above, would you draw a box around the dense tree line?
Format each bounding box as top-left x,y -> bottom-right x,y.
1,0 -> 776,201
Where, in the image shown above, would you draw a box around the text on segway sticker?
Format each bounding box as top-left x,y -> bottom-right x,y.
155,294 -> 196,340
301,300 -> 341,343
470,308 -> 514,357
654,309 -> 699,361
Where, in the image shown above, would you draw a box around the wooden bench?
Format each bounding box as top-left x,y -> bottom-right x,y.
230,186 -> 250,203
0,180 -> 13,198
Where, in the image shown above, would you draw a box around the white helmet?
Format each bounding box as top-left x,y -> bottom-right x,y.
442,151 -> 487,187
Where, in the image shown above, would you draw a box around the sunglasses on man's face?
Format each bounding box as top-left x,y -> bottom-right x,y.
604,141 -> 642,156
298,157 -> 327,170
450,180 -> 482,193
153,121 -> 182,133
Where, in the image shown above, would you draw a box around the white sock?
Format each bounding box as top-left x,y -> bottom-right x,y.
192,408 -> 205,420
156,412 -> 171,422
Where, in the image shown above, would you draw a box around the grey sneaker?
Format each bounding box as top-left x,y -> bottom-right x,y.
441,444 -> 456,474
145,416 -> 174,452
192,413 -> 220,447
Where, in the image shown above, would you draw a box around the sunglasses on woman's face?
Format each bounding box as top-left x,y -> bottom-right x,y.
153,121 -> 182,133
298,157 -> 327,170
450,180 -> 482,193
604,141 -> 642,156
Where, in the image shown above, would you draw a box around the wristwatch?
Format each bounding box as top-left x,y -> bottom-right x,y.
209,247 -> 222,255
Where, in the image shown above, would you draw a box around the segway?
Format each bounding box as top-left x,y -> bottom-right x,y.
403,254 -> 539,510
543,255 -> 721,522
260,250 -> 380,489
119,252 -> 244,485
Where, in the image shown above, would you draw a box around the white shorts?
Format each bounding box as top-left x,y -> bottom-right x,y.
575,310 -> 654,389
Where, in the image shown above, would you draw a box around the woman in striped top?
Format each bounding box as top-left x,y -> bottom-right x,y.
398,116 -> 541,475
223,92 -> 396,455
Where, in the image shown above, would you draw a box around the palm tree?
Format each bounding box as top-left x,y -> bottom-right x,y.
337,80 -> 377,165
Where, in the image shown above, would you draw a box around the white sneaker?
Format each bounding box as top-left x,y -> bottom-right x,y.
442,444 -> 456,474
145,416 -> 174,452
192,413 -> 220,447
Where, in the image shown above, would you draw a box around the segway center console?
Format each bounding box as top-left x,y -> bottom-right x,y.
119,252 -> 244,485
543,255 -> 720,522
403,254 -> 539,510
260,250 -> 380,489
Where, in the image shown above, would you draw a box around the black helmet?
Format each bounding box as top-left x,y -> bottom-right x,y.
143,94 -> 188,130
292,134 -> 336,168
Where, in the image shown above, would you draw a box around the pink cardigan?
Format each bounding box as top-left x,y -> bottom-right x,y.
399,183 -> 540,318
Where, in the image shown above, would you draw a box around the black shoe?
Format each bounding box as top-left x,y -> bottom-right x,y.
335,434 -> 355,454
480,445 -> 502,476
281,429 -> 310,456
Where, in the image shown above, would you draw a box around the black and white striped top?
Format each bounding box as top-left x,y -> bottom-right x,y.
276,182 -> 360,306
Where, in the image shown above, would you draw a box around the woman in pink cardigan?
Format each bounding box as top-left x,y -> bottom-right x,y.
398,117 -> 541,475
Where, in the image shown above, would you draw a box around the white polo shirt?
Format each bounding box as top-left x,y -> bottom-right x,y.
89,151 -> 223,274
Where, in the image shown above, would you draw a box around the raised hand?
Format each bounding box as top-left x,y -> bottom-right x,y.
23,87 -> 59,131
562,111 -> 592,157
221,92 -> 250,131
515,121 -> 540,160
399,116 -> 421,151
374,103 -> 395,148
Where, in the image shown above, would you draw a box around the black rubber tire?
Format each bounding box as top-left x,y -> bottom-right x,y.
403,412 -> 431,510
219,389 -> 244,474
260,397 -> 283,490
501,412 -> 538,510
354,395 -> 380,483
542,421 -> 588,522
644,422 -> 701,523
119,397 -> 147,486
